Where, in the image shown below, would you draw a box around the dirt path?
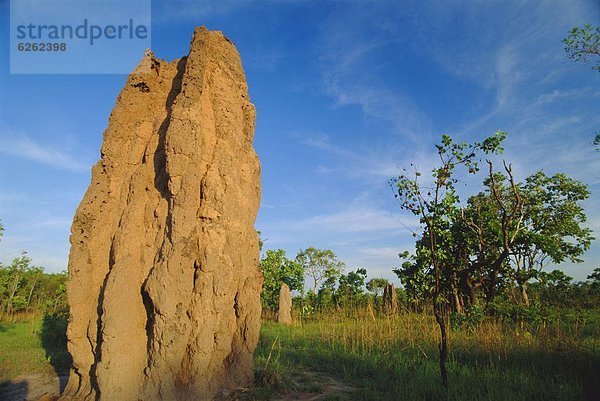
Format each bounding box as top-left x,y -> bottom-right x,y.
228,370 -> 356,401
0,371 -> 67,401
278,370 -> 355,400
0,370 -> 354,401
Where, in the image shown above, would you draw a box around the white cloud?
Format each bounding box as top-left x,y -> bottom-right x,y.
258,204 -> 419,248
0,130 -> 91,173
295,131 -> 438,185
291,206 -> 418,234
322,79 -> 433,141
356,246 -> 401,258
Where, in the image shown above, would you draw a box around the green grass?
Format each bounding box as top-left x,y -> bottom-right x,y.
254,310 -> 600,401
0,319 -> 54,382
0,315 -> 71,384
1,311 -> 599,400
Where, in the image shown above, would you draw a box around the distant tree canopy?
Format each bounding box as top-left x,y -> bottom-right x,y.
563,23 -> 600,71
260,245 -> 394,311
337,268 -> 367,306
0,252 -> 67,318
259,249 -> 304,310
366,277 -> 389,297
295,247 -> 345,293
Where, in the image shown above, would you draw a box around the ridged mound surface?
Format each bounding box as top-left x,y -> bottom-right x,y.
60,27 -> 262,401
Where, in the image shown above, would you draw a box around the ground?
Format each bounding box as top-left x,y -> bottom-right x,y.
0,319 -> 356,401
1,311 -> 599,401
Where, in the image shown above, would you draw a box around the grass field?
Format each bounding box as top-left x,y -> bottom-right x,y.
0,315 -> 71,385
0,319 -> 54,382
1,310 -> 599,400
254,309 -> 600,401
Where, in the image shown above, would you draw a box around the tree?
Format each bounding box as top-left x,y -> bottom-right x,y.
394,256 -> 430,311
1,252 -> 32,316
366,277 -> 389,298
563,24 -> 599,149
461,162 -> 526,305
563,23 -> 600,71
337,268 -> 367,307
510,172 -> 592,306
259,249 -> 304,310
296,247 -> 345,293
588,268 -> 600,284
390,131 -> 506,387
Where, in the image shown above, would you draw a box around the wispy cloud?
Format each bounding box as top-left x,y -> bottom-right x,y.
259,204 -> 419,246
295,131 -> 439,186
289,206 -> 418,234
322,79 -> 433,141
316,7 -> 435,142
153,0 -> 309,23
0,129 -> 91,173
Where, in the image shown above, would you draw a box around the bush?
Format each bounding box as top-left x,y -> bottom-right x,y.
40,312 -> 71,371
451,304 -> 485,330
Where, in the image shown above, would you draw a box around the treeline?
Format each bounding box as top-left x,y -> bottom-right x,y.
0,251 -> 68,320
260,246 -> 402,313
257,131 -> 597,387
259,245 -> 600,316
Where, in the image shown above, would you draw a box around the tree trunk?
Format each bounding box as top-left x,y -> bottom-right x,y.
466,281 -> 476,306
433,300 -> 448,388
485,276 -> 497,304
26,277 -> 38,310
452,289 -> 463,313
6,272 -> 21,316
485,251 -> 510,305
519,282 -> 529,307
450,272 -> 463,313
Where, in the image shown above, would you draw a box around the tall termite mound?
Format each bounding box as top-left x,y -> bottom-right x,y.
277,283 -> 292,324
383,283 -> 398,314
60,27 -> 262,401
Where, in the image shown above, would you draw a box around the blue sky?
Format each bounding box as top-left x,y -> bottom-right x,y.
0,0 -> 598,285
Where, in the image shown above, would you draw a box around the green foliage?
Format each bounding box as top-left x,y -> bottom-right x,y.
526,269 -> 600,309
393,249 -> 434,309
337,268 -> 367,307
0,252 -> 68,319
563,23 -> 600,71
366,277 -> 389,297
451,304 -> 485,330
260,249 -> 304,310
391,133 -> 593,313
588,267 -> 600,284
296,247 -> 345,293
40,312 -> 71,370
518,171 -> 592,264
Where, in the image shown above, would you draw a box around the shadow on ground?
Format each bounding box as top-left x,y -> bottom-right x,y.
40,314 -> 71,393
256,324 -> 600,401
0,380 -> 28,401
